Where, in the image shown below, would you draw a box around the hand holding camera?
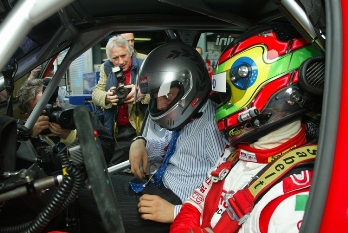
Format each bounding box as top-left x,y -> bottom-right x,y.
105,66 -> 135,105
39,104 -> 75,136
47,122 -> 72,139
32,115 -> 50,138
106,85 -> 135,105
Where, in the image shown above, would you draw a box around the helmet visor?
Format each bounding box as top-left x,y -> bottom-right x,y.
149,80 -> 184,116
137,69 -> 191,97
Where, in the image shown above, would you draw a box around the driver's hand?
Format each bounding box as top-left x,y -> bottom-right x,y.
138,194 -> 175,223
129,139 -> 148,178
123,84 -> 136,104
32,115 -> 49,138
105,86 -> 120,105
47,123 -> 72,139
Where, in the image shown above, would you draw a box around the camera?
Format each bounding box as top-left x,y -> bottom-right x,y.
112,66 -> 130,105
40,104 -> 75,135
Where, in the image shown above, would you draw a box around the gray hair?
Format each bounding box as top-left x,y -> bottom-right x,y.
106,35 -> 134,59
17,79 -> 44,114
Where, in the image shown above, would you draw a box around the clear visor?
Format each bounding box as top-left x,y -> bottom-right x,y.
135,70 -> 191,101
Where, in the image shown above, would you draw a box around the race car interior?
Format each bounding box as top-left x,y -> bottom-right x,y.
0,0 -> 342,233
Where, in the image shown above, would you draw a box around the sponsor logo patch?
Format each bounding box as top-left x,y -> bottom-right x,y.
190,190 -> 205,204
239,149 -> 257,162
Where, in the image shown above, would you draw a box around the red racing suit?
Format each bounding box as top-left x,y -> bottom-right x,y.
170,124 -> 315,233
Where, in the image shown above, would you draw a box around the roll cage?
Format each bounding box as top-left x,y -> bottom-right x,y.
0,0 -> 346,232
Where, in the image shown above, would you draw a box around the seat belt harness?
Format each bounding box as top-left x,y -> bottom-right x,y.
212,144 -> 317,233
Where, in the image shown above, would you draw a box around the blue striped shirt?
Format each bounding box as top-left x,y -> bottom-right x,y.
146,99 -> 228,217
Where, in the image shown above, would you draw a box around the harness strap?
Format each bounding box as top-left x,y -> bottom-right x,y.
203,128 -> 306,229
201,149 -> 239,227
211,149 -> 239,183
212,144 -> 317,233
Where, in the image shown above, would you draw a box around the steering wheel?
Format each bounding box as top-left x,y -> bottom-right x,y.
73,105 -> 124,233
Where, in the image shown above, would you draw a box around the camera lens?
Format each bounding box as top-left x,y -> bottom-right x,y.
114,86 -> 129,99
50,109 -> 75,130
117,87 -> 127,98
57,109 -> 75,130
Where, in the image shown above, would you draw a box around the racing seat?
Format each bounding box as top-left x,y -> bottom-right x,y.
0,115 -> 17,173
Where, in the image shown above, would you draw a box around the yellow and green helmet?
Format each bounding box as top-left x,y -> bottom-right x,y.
213,24 -> 323,144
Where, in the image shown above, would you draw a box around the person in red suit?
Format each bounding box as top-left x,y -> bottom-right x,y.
170,24 -> 323,233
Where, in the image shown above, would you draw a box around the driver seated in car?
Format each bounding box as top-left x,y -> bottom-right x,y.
170,24 -> 323,233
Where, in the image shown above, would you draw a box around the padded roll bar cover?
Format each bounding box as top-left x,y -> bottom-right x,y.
0,116 -> 17,173
73,106 -> 124,233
